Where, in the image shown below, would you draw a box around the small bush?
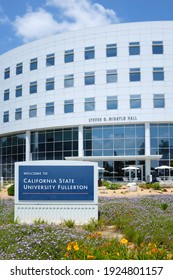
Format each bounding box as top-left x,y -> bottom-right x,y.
106,183 -> 121,190
151,182 -> 162,190
102,180 -> 121,190
160,203 -> 168,211
63,219 -> 75,228
83,218 -> 102,232
7,185 -> 14,196
138,183 -> 151,189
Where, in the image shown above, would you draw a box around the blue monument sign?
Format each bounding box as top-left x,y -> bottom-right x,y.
15,161 -> 98,224
18,165 -> 94,201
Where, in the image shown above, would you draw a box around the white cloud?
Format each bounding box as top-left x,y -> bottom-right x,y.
46,0 -> 118,25
0,5 -> 10,24
13,0 -> 120,42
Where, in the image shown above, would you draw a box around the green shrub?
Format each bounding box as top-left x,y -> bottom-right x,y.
82,218 -> 101,232
106,183 -> 121,190
102,180 -> 121,190
7,185 -> 14,196
151,182 -> 162,190
63,219 -> 75,228
160,203 -> 168,211
102,180 -> 111,187
138,183 -> 151,189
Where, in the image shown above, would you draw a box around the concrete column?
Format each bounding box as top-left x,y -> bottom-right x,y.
25,130 -> 31,161
78,125 -> 83,157
145,123 -> 151,181
145,122 -> 150,156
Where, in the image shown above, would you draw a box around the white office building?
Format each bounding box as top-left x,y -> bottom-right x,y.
1,21 -> 173,181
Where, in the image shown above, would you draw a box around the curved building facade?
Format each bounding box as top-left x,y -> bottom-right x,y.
1,21 -> 173,181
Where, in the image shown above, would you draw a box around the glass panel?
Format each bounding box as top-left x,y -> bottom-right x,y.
103,126 -> 113,138
130,69 -> 140,82
114,126 -> 124,138
30,58 -> 38,70
84,128 -> 92,139
150,125 -> 158,137
65,50 -> 74,63
114,139 -> 124,148
93,140 -> 102,149
64,130 -> 72,140
46,54 -> 55,66
107,70 -> 117,83
129,42 -> 140,55
85,72 -> 95,85
106,44 -> 117,57
153,68 -> 164,81
85,98 -> 95,111
85,46 -> 95,60
55,131 -> 62,141
152,41 -> 163,54
46,78 -> 54,91
158,125 -> 169,137
125,126 -> 135,137
64,75 -> 74,88
16,63 -> 23,75
93,127 -> 102,139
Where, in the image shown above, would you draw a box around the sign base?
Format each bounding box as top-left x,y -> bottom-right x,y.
15,204 -> 98,225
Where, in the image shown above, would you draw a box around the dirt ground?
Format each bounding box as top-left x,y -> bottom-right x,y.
1,184 -> 173,200
98,184 -> 173,198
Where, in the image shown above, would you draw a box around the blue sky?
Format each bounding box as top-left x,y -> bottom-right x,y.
0,0 -> 173,55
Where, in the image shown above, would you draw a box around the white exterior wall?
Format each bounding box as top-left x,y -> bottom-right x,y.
0,21 -> 173,135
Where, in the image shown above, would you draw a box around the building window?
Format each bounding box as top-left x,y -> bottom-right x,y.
130,94 -> 141,109
0,133 -> 26,180
3,111 -> 9,123
153,94 -> 165,108
4,89 -> 10,101
46,53 -> 55,66
153,67 -> 164,81
30,81 -> 37,94
106,69 -> 117,83
30,58 -> 38,71
45,102 -> 54,115
85,97 -> 95,111
46,78 -> 54,91
15,108 -> 22,120
152,41 -> 163,54
85,71 -> 95,85
29,105 -> 37,118
15,85 -> 22,98
64,49 -> 74,63
4,67 -> 10,79
107,96 -> 118,110
84,125 -> 145,157
106,44 -> 117,57
129,68 -> 141,82
16,63 -> 23,75
85,46 -> 95,60
64,100 -> 74,113
64,74 -> 74,88
31,128 -> 78,161
129,42 -> 140,55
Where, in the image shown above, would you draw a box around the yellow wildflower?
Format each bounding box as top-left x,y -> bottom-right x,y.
87,255 -> 95,260
121,238 -> 128,244
67,244 -> 72,251
73,243 -> 79,251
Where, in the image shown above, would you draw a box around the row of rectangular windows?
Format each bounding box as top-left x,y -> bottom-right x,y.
2,67 -> 165,101
2,94 -> 165,123
3,41 -> 164,79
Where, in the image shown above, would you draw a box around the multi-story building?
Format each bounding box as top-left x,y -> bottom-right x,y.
1,21 -> 173,181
